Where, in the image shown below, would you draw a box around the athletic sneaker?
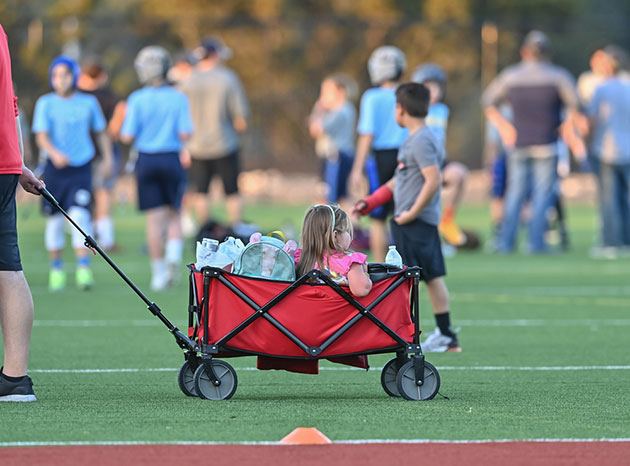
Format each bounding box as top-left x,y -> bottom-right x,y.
150,261 -> 170,291
76,267 -> 94,290
48,269 -> 66,292
0,372 -> 37,402
439,218 -> 466,247
422,328 -> 462,353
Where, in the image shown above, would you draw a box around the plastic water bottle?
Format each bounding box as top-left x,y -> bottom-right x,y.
385,245 -> 403,268
202,238 -> 219,253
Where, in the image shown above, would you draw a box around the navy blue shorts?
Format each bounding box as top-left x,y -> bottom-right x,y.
390,218 -> 446,282
323,151 -> 354,203
135,152 -> 186,211
366,149 -> 398,220
41,160 -> 93,215
0,175 -> 21,271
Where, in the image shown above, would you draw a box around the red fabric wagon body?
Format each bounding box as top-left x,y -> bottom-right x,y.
189,266 -> 420,374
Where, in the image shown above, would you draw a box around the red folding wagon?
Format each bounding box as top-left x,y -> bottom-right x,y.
39,187 -> 440,402
178,264 -> 441,401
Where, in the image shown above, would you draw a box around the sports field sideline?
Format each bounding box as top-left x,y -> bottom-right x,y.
1,201 -> 629,463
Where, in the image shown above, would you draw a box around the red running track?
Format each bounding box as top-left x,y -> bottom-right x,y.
1,442 -> 629,466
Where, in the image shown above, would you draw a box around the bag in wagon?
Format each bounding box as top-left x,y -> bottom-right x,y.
233,234 -> 296,281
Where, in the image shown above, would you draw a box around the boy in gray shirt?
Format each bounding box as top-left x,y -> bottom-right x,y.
354,83 -> 460,353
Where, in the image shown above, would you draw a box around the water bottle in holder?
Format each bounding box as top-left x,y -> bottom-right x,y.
385,245 -> 403,268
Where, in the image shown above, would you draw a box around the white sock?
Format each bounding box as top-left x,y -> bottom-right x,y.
164,238 -> 184,266
95,217 -> 115,249
151,259 -> 167,278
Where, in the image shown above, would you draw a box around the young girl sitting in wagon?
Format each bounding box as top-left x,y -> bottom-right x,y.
296,204 -> 372,297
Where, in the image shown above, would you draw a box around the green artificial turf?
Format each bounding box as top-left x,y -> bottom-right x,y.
1,200 -> 629,443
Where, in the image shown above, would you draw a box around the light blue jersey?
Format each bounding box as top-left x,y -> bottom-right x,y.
588,78 -> 630,165
357,87 -> 407,150
121,85 -> 193,153
32,92 -> 106,166
425,102 -> 449,153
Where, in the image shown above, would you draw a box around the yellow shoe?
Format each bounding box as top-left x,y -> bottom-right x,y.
76,267 -> 94,291
49,269 -> 66,292
439,218 -> 466,246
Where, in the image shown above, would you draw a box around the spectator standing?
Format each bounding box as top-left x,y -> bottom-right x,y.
33,56 -> 113,291
585,46 -> 630,257
308,73 -> 357,209
181,37 -> 249,232
482,31 -> 581,254
349,46 -> 408,262
78,58 -> 121,252
121,46 -> 193,291
1,24 -> 45,401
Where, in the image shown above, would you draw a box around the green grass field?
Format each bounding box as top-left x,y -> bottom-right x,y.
1,200 -> 629,443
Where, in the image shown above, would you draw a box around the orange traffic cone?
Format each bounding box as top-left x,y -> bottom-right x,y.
280,427 -> 332,445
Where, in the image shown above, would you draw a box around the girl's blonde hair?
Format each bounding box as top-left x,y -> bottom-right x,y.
297,204 -> 353,277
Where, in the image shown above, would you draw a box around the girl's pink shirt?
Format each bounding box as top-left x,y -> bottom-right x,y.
295,249 -> 367,284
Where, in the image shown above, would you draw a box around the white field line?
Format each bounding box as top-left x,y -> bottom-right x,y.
28,365 -> 630,374
1,438 -> 629,448
32,318 -> 630,328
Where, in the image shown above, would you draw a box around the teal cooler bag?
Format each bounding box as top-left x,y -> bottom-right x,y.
233,236 -> 296,281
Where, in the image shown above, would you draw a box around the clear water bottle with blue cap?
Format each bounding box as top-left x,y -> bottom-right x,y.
385,245 -> 403,268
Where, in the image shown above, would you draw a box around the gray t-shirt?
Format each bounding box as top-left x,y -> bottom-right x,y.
321,102 -> 356,155
182,66 -> 250,159
394,126 -> 444,225
588,78 -> 630,165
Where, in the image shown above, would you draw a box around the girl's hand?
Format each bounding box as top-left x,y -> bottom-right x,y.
394,210 -> 415,225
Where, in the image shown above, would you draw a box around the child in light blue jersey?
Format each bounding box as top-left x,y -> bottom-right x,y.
32,56 -> 113,291
412,63 -> 469,248
121,46 -> 193,291
350,46 -> 408,262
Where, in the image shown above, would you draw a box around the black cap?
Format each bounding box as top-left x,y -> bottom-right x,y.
195,36 -> 232,61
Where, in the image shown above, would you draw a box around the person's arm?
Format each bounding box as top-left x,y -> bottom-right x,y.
107,100 -> 127,140
35,132 -> 69,168
96,131 -> 114,178
484,106 -> 517,149
16,116 -> 44,195
394,164 -> 441,225
347,262 -> 372,297
349,133 -> 373,193
557,71 -> 587,160
353,177 -> 395,217
482,71 -> 516,149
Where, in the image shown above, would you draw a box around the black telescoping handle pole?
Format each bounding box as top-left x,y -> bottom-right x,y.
38,187 -> 197,352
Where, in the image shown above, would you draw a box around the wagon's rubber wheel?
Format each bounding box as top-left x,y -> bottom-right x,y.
178,360 -> 198,397
193,360 -> 238,400
380,358 -> 404,397
396,360 -> 440,401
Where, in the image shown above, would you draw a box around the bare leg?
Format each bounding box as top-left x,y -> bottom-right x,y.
442,162 -> 469,213
440,162 -> 469,246
192,193 -> 210,226
225,193 -> 242,226
0,271 -> 34,377
369,219 -> 387,263
146,207 -> 169,260
425,276 -> 450,315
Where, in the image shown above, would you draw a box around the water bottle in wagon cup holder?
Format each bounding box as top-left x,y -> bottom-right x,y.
385,245 -> 403,268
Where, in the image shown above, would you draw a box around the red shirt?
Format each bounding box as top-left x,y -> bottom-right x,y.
0,25 -> 22,175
